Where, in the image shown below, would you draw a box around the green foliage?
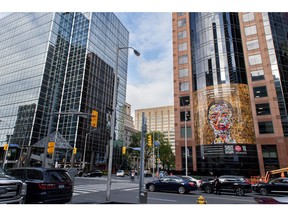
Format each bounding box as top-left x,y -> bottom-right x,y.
127,131 -> 175,170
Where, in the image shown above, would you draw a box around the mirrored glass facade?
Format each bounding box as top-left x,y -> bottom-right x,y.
0,12 -> 129,169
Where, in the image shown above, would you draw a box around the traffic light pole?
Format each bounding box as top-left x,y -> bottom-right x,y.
139,112 -> 147,203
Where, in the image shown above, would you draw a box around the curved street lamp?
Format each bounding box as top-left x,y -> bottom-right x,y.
106,45 -> 140,202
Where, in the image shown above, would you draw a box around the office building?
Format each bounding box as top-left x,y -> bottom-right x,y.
173,12 -> 288,176
124,102 -> 138,147
134,105 -> 175,153
0,12 -> 130,169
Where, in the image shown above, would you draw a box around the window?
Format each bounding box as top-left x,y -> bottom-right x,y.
179,54 -> 188,64
179,68 -> 189,77
180,126 -> 192,138
259,121 -> 274,134
180,111 -> 191,121
242,13 -> 255,22
256,103 -> 271,115
251,69 -> 265,81
178,42 -> 187,52
179,82 -> 189,91
178,30 -> 187,39
245,25 -> 257,36
177,12 -> 185,16
179,96 -> 190,106
178,18 -> 186,27
248,54 -> 262,65
27,170 -> 43,180
246,39 -> 259,51
253,86 -> 268,98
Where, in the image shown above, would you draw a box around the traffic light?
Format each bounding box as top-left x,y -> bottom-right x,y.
91,110 -> 98,127
147,135 -> 152,147
122,146 -> 126,154
47,141 -> 55,154
3,143 -> 8,151
73,147 -> 77,155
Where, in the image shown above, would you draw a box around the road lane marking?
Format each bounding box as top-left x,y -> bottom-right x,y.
148,198 -> 177,202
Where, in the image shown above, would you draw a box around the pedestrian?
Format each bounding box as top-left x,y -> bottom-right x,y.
214,176 -> 221,195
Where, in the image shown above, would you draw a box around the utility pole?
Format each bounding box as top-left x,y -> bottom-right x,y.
139,112 -> 147,203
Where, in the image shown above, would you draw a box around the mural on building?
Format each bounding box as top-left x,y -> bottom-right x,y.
208,100 -> 236,144
193,84 -> 256,145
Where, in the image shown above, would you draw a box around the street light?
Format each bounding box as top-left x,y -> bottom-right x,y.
179,97 -> 189,176
0,120 -> 13,169
82,128 -> 97,170
106,45 -> 140,202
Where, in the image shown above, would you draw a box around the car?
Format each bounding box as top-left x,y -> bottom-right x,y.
83,170 -> 102,177
200,175 -> 252,196
0,167 -> 27,204
116,170 -> 125,177
145,176 -> 197,194
6,167 -> 73,204
254,177 -> 288,196
181,176 -> 202,188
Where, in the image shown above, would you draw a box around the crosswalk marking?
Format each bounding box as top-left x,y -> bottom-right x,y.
73,183 -> 138,196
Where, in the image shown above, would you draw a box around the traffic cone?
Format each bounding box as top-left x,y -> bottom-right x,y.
196,195 -> 207,204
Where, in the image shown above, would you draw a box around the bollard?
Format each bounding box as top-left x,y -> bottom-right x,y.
196,195 -> 207,204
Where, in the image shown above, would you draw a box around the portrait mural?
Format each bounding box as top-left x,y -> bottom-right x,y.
193,83 -> 256,146
207,100 -> 236,144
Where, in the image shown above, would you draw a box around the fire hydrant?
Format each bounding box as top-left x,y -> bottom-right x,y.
196,195 -> 207,204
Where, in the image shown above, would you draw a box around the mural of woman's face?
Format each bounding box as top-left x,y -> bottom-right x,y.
208,102 -> 233,133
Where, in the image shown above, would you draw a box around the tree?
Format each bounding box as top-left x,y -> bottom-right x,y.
127,131 -> 175,171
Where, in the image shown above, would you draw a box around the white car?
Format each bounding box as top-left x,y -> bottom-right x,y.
116,170 -> 125,177
181,176 -> 202,187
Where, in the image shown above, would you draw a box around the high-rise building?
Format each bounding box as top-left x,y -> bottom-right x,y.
134,106 -> 175,153
173,12 -> 288,176
0,12 -> 130,170
124,102 -> 138,147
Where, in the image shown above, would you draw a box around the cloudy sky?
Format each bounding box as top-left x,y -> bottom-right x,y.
115,12 -> 173,116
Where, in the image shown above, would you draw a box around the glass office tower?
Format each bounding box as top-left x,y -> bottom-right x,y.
0,12 -> 129,170
173,12 -> 288,177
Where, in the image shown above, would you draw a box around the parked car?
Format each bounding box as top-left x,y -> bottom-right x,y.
254,177 -> 288,196
200,175 -> 252,196
6,167 -> 73,204
145,176 -> 197,194
83,170 -> 102,177
116,170 -> 125,177
181,176 -> 202,188
0,167 -> 27,204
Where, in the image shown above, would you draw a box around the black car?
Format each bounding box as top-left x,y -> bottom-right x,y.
254,177 -> 288,196
145,176 -> 197,194
6,167 -> 73,204
200,175 -> 252,196
83,169 -> 102,177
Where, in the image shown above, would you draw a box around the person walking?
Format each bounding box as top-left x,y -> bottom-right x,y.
214,176 -> 221,195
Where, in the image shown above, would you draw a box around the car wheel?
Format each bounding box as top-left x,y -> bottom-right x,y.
235,187 -> 245,196
178,186 -> 186,194
259,187 -> 268,196
148,184 -> 156,192
204,185 -> 213,193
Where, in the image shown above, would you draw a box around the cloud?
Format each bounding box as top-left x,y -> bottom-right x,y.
116,12 -> 173,117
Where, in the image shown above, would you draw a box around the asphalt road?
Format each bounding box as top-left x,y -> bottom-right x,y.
68,175 -> 287,204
